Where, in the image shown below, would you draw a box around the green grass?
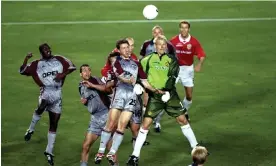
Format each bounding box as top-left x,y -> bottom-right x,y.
2,1 -> 276,166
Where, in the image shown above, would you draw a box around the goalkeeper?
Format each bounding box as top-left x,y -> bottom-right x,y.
127,36 -> 200,166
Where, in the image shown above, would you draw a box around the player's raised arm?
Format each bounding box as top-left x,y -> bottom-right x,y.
19,52 -> 37,76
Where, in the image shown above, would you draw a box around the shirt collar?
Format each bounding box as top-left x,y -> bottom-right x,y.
179,34 -> 191,43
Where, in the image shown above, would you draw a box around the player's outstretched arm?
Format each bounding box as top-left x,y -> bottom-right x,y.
141,79 -> 164,95
117,74 -> 135,85
82,80 -> 113,94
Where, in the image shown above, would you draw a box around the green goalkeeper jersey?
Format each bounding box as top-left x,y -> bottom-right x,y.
140,52 -> 179,91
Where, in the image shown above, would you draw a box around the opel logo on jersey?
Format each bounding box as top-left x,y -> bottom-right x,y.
42,71 -> 58,78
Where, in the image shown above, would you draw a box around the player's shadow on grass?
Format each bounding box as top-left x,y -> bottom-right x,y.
1,136 -> 47,154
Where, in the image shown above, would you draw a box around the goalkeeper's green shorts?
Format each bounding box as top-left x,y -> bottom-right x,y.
144,90 -> 185,119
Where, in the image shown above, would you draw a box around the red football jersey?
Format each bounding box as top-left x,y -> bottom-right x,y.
101,48 -> 138,77
170,35 -> 206,66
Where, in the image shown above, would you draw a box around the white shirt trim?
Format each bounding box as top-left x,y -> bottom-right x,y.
179,34 -> 191,43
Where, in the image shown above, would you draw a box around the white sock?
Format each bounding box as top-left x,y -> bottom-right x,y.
109,131 -> 124,155
183,97 -> 192,111
132,128 -> 149,157
98,130 -> 112,153
28,113 -> 42,132
181,124 -> 198,148
46,132 -> 56,155
132,137 -> 136,149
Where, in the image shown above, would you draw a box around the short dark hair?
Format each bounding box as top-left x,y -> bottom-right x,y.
179,20 -> 191,28
39,43 -> 50,54
116,39 -> 129,49
80,64 -> 90,73
109,51 -> 120,58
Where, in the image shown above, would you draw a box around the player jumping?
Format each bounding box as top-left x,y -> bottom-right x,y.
101,38 -> 150,146
127,36 -> 199,166
140,25 -> 176,133
20,43 -> 76,166
78,64 -> 115,166
95,39 -> 163,166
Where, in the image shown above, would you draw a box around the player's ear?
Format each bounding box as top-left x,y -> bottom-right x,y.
80,73 -> 82,77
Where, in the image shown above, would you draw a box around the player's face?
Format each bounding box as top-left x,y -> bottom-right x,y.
80,66 -> 91,80
119,43 -> 130,58
41,45 -> 52,59
180,23 -> 190,38
127,39 -> 135,54
155,39 -> 167,55
152,28 -> 163,38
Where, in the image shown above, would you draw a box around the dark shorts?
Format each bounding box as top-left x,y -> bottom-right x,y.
144,90 -> 185,119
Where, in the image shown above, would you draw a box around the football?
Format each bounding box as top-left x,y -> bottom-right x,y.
143,5 -> 158,20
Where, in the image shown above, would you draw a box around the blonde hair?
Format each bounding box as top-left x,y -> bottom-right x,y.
191,146 -> 208,165
152,25 -> 164,33
153,35 -> 167,44
125,37 -> 134,43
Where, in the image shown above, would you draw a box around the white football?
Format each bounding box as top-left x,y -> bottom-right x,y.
143,5 -> 158,20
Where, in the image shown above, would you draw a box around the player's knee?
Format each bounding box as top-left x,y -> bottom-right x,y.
142,123 -> 151,130
131,123 -> 140,132
105,121 -> 116,131
142,117 -> 153,130
117,125 -> 126,133
176,115 -> 188,125
36,99 -> 48,115
35,107 -> 45,115
104,125 -> 113,132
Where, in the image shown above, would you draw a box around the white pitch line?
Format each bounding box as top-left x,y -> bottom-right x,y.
2,0 -> 275,1
2,17 -> 276,26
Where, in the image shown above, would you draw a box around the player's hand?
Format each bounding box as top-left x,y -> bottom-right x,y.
54,73 -> 66,82
155,89 -> 165,95
129,76 -> 136,85
25,52 -> 33,59
82,80 -> 94,88
81,98 -> 87,104
194,64 -> 201,72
